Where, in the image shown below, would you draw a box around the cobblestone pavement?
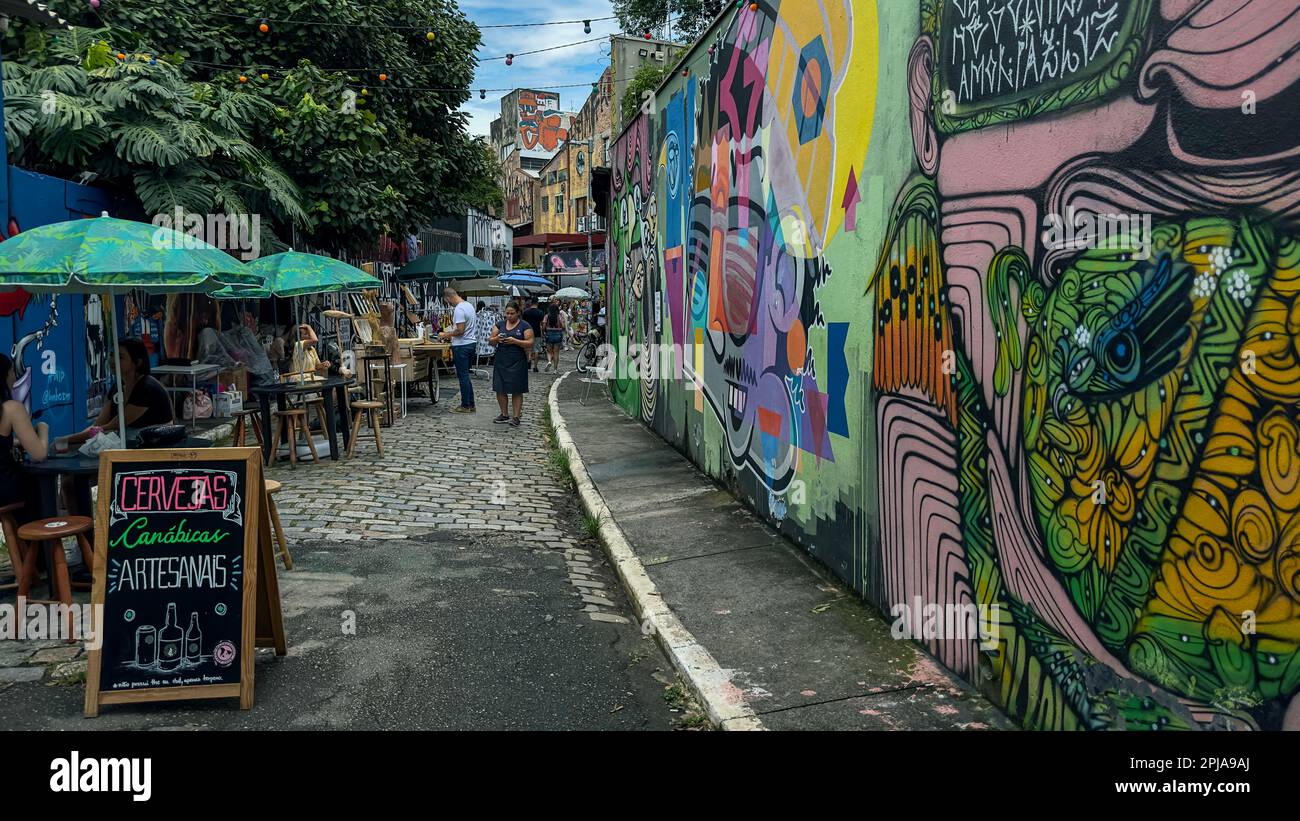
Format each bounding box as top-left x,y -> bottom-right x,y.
270,370 -> 570,544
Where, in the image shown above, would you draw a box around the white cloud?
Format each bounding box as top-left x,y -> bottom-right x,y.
458,0 -> 620,137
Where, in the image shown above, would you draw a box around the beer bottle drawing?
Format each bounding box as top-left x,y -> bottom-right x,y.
185,612 -> 202,665
158,603 -> 182,670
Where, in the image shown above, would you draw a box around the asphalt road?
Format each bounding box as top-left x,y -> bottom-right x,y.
0,529 -> 680,730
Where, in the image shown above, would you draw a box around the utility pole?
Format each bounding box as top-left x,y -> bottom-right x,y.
585,135 -> 594,300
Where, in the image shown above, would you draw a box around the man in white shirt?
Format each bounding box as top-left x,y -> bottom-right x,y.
439,286 -> 477,413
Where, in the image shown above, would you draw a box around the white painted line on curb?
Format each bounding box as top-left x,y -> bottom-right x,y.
548,372 -> 764,731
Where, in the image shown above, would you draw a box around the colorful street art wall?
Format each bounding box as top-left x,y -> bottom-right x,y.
607,0 -> 1300,730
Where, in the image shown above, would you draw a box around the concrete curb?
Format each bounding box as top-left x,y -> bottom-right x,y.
548,372 -> 763,731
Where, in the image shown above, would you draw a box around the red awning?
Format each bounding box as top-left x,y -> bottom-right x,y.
513,232 -> 605,248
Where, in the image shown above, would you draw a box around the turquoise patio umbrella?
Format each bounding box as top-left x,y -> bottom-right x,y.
0,214 -> 262,443
213,251 -> 380,298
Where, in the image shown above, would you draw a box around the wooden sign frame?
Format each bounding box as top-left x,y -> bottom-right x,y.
84,447 -> 276,717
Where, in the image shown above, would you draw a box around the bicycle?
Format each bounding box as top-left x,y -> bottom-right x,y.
575,329 -> 601,374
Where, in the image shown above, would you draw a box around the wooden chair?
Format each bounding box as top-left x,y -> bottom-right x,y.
271,408 -> 319,467
264,479 -> 293,570
232,408 -> 265,449
0,502 -> 29,593
347,400 -> 385,458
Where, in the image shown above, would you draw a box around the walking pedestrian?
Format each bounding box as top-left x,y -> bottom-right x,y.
541,302 -> 565,373
522,297 -> 545,373
489,300 -> 532,427
438,286 -> 477,413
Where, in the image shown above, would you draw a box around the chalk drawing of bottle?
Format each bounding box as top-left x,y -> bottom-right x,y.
134,625 -> 157,668
184,612 -> 202,666
158,603 -> 183,671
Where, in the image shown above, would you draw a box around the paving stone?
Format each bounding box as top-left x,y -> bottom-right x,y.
30,646 -> 82,664
581,594 -> 616,607
588,613 -> 630,625
0,667 -> 44,683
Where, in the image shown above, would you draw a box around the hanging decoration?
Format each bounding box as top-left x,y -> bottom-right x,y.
259,20 -> 270,33
505,53 -> 513,66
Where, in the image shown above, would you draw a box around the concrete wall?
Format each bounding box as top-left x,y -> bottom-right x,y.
607,0 -> 1300,730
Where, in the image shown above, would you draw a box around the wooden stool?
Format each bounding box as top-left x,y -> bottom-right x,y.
347,400 -> 385,458
271,408 -> 319,467
302,397 -> 330,438
264,479 -> 293,571
18,516 -> 94,611
232,408 -> 265,449
0,502 -> 29,593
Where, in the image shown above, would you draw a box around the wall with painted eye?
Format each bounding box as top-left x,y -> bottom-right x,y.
608,0 -> 1300,730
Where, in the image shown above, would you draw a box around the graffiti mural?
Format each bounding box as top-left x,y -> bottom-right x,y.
518,90 -> 570,153
608,0 -> 1300,729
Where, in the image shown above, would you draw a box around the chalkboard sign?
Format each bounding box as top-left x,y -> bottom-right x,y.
84,447 -> 274,716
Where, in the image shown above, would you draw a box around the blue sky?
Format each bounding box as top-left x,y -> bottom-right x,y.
459,0 -> 621,137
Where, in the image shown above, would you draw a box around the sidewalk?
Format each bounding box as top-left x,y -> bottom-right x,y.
551,373 -> 1014,730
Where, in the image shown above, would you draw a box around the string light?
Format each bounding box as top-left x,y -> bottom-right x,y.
583,20 -> 591,34
480,89 -> 486,99
505,54 -> 513,66
258,20 -> 269,33
379,73 -> 388,81
426,31 -> 436,41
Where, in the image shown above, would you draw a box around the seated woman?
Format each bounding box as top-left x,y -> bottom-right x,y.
293,323 -> 352,380
66,338 -> 174,447
0,352 -> 49,505
291,324 -> 331,378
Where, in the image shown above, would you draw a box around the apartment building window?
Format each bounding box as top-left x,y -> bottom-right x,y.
542,197 -> 548,213
602,138 -> 609,165
555,196 -> 564,214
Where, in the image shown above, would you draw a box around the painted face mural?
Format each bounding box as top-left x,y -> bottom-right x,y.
610,0 -> 1300,729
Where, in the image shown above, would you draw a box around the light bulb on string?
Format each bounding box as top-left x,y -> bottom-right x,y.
505,54 -> 513,66
583,20 -> 591,34
89,0 -> 100,9
480,89 -> 486,99
379,73 -> 388,82
426,31 -> 436,41
259,20 -> 270,33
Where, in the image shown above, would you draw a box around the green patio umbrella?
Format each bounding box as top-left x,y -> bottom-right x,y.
0,214 -> 260,444
394,251 -> 495,282
448,277 -> 509,297
213,251 -> 380,298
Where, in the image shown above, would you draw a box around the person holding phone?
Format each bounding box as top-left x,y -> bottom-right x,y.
489,301 -> 532,427
291,324 -> 332,378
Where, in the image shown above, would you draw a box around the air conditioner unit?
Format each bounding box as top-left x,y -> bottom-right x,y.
651,51 -> 664,61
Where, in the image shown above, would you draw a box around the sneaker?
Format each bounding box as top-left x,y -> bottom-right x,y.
493,414 -> 510,424
451,406 -> 476,414
509,417 -> 521,427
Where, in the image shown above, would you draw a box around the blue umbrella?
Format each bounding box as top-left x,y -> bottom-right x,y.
499,271 -> 556,295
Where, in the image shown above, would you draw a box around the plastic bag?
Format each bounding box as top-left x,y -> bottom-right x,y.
79,430 -> 123,457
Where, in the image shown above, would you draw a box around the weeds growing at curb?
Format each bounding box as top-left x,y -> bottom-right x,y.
581,513 -> 602,540
663,681 -> 711,730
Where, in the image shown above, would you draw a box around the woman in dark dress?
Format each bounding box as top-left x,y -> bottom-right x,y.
65,338 -> 174,447
489,301 -> 533,428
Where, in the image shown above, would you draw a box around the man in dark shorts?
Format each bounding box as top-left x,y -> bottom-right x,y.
521,298 -> 545,373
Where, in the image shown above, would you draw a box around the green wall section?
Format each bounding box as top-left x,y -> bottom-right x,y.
608,0 -> 1300,730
